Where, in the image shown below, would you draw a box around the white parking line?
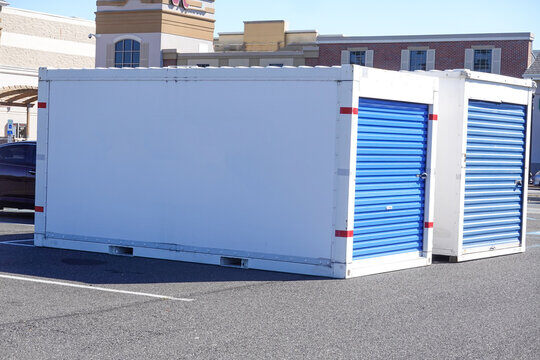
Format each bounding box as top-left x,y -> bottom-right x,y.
0,241 -> 34,247
0,274 -> 195,302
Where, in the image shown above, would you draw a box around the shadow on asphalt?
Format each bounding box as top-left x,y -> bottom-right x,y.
0,245 -> 325,284
0,208 -> 327,283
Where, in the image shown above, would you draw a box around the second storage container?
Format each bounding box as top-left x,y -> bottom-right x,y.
421,70 -> 536,261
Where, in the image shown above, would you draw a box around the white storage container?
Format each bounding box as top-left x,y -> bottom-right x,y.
35,65 -> 439,278
420,70 -> 536,261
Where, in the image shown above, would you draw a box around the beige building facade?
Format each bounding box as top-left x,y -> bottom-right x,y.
95,0 -> 216,68
163,20 -> 319,67
0,2 -> 95,141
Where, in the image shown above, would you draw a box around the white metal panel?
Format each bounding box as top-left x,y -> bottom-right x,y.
355,66 -> 437,105
44,77 -> 339,261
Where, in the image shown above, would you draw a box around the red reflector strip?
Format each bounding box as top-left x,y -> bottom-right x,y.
425,222 -> 434,229
38,102 -> 47,109
335,230 -> 354,238
340,107 -> 358,115
35,206 -> 44,213
429,114 -> 438,121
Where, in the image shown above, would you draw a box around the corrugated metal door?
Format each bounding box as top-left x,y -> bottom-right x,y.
463,101 -> 527,249
354,98 -> 429,260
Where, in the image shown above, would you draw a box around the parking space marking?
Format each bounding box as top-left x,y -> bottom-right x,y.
0,274 -> 195,302
0,240 -> 34,247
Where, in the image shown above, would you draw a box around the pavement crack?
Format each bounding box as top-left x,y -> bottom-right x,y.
0,298 -> 163,328
186,281 -> 275,298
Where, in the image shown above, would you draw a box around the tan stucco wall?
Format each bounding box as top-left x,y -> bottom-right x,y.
0,47 -> 94,69
285,32 -> 317,45
1,12 -> 95,44
244,21 -> 286,52
0,8 -> 95,69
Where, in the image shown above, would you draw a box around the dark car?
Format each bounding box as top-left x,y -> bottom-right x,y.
0,141 -> 36,210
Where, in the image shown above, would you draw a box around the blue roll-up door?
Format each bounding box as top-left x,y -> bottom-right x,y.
463,101 -> 527,249
354,98 -> 429,260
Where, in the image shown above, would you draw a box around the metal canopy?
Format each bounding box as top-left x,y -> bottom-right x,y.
0,86 -> 38,108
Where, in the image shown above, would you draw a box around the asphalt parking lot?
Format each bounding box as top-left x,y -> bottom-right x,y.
0,198 -> 539,359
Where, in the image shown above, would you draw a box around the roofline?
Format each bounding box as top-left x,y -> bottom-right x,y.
218,32 -> 244,36
2,6 -> 95,26
174,50 -> 307,59
523,74 -> 540,79
243,20 -> 286,24
317,32 -> 534,44
216,30 -> 318,39
0,1 -> 9,7
0,65 -> 38,77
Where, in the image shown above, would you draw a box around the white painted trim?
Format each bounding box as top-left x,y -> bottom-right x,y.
40,237 -> 338,278
0,65 -> 38,77
0,32 -> 95,57
2,7 -> 94,27
0,274 -> 194,301
113,34 -> 143,43
458,245 -> 524,261
318,33 -> 534,44
347,252 -> 430,278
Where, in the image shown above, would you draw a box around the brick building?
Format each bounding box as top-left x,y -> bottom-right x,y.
163,22 -> 534,79
313,33 -> 534,78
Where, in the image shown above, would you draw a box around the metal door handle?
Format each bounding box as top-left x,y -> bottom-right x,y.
28,170 -> 36,175
417,173 -> 428,180
515,180 -> 523,187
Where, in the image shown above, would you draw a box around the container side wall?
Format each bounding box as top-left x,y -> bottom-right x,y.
43,78 -> 339,261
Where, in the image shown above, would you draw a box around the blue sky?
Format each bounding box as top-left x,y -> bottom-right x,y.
7,0 -> 539,47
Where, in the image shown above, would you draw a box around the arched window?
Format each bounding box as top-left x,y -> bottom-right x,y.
114,39 -> 140,68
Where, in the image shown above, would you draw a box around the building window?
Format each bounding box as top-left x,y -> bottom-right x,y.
115,39 -> 141,68
196,64 -> 210,68
473,49 -> 492,73
350,51 -> 366,66
268,63 -> 284,67
410,50 -> 427,71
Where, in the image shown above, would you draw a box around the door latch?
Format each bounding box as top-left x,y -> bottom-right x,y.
417,173 -> 428,180
515,180 -> 523,187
